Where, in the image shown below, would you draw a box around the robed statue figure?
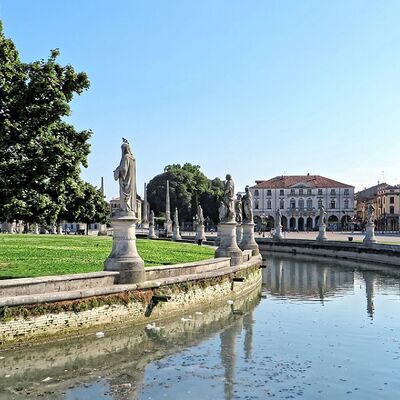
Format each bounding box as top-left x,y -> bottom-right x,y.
113,138 -> 137,215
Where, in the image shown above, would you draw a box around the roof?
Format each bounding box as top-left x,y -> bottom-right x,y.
251,175 -> 354,189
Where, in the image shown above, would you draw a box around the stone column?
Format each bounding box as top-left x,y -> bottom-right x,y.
363,220 -> 377,246
215,222 -> 243,266
240,222 -> 259,256
142,182 -> 149,229
104,212 -> 145,283
165,180 -> 173,237
236,223 -> 243,246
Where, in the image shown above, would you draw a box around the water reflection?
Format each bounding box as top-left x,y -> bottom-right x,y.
2,255 -> 400,399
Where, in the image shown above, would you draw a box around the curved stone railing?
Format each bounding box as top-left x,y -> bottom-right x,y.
257,238 -> 400,266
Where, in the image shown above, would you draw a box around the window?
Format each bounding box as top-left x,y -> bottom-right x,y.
290,198 -> 296,209
267,199 -> 272,209
307,189 -> 312,195
254,190 -> 259,197
330,199 -> 336,209
344,199 -> 349,209
390,206 -> 395,214
290,188 -> 295,195
318,189 -> 323,195
280,189 -> 284,196
299,189 -> 303,195
390,197 -> 395,204
255,199 -> 259,209
267,189 -> 272,196
280,199 -> 284,209
330,189 -> 336,195
344,189 -> 349,195
298,198 -> 304,209
318,199 -> 323,208
307,198 -> 312,209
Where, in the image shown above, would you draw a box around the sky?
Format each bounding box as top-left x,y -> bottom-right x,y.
1,0 -> 399,199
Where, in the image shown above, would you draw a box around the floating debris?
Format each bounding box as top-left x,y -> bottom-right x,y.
95,332 -> 105,338
42,377 -> 52,382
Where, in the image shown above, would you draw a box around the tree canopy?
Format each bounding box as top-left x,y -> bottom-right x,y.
0,21 -> 105,226
147,163 -> 224,224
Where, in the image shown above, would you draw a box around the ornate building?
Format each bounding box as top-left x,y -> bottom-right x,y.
250,175 -> 354,231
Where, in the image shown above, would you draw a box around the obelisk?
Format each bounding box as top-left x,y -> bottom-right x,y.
165,180 -> 173,237
142,182 -> 149,228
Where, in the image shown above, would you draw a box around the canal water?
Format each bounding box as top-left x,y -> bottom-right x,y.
1,254 -> 400,399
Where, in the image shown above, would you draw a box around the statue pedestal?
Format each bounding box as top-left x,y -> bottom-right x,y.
172,225 -> 182,241
195,224 -> 206,242
240,222 -> 259,255
104,212 -> 145,284
363,222 -> 377,246
142,222 -> 149,229
165,220 -> 173,238
273,225 -> 283,241
316,224 -> 328,242
236,224 -> 243,246
215,222 -> 243,266
148,225 -> 157,239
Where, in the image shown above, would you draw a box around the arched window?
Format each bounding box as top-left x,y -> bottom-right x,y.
267,199 -> 272,209
307,198 -> 312,209
298,198 -> 304,209
290,198 -> 296,209
280,199 -> 284,209
318,199 -> 323,208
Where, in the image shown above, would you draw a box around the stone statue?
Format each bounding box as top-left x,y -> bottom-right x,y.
235,194 -> 243,224
218,201 -> 226,222
242,186 -> 253,223
275,209 -> 282,227
367,204 -> 375,224
113,138 -> 136,214
318,205 -> 326,227
174,208 -> 179,226
197,205 -> 204,225
222,174 -> 236,222
149,210 -> 155,226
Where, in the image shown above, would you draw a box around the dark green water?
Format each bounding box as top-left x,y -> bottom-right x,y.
1,255 -> 399,399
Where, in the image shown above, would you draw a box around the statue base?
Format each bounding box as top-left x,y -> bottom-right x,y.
240,222 -> 259,256
195,224 -> 206,242
142,222 -> 149,229
165,221 -> 173,238
273,225 -> 283,241
316,224 -> 328,242
236,224 -> 243,246
215,222 -> 243,266
104,212 -> 145,284
148,225 -> 157,239
363,223 -> 377,246
172,226 -> 182,241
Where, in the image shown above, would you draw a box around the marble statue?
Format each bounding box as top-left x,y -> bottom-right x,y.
275,209 -> 282,227
218,202 -> 226,222
149,210 -> 155,226
367,204 -> 375,224
242,186 -> 253,223
113,138 -> 136,214
222,174 -> 236,222
235,194 -> 243,224
318,205 -> 326,227
197,205 -> 204,224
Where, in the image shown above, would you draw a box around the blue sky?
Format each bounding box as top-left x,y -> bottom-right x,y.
1,1 -> 399,199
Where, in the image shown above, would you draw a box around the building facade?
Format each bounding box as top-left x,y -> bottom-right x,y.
250,175 -> 355,231
375,185 -> 400,231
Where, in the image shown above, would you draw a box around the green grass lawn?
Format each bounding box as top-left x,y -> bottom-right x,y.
0,235 -> 215,279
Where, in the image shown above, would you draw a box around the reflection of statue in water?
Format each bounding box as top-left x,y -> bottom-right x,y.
113,138 -> 136,214
221,174 -> 236,222
242,186 -> 253,223
197,205 -> 204,224
235,194 -> 243,224
318,205 -> 326,227
367,204 -> 375,224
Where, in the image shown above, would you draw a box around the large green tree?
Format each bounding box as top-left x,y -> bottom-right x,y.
0,21 -> 91,225
147,163 -> 223,224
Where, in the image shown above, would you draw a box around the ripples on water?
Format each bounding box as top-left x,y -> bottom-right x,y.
1,254 -> 400,399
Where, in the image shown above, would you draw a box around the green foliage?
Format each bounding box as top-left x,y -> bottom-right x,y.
0,235 -> 214,278
0,22 -> 91,225
147,163 -> 223,223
